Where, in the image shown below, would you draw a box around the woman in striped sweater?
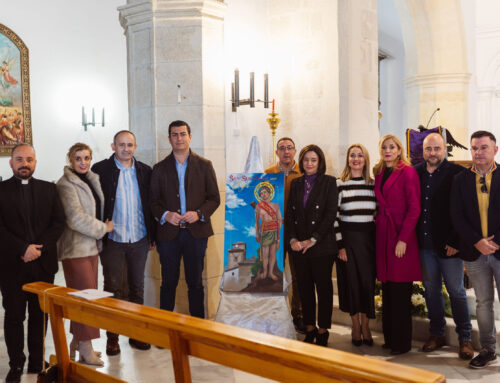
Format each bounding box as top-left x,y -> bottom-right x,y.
335,144 -> 377,346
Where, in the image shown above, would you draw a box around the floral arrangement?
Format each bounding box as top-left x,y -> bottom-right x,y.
374,281 -> 452,318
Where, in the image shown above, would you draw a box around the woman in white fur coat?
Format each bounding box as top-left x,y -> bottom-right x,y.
57,142 -> 113,366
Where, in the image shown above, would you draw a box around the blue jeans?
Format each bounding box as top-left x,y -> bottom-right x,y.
420,249 -> 472,342
157,229 -> 208,318
465,254 -> 500,352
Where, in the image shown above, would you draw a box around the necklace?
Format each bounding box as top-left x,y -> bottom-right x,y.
305,178 -> 313,193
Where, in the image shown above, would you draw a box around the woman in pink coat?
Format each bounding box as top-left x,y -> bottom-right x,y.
373,134 -> 422,355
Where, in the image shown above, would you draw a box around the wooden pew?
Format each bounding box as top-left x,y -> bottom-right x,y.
24,282 -> 446,383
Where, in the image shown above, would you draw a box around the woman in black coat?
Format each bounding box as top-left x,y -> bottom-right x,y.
286,144 -> 338,346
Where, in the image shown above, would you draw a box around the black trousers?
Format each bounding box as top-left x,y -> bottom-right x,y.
287,250 -> 302,320
157,229 -> 208,318
293,253 -> 334,329
382,281 -> 413,353
100,237 -> 149,339
1,261 -> 54,369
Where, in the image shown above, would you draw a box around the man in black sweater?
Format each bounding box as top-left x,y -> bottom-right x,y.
415,133 -> 472,360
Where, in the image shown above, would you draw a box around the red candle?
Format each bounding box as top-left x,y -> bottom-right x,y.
272,99 -> 275,111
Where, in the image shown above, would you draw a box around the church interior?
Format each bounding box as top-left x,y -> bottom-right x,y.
2,0 -> 500,381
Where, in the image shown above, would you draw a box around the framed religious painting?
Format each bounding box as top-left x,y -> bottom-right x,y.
0,23 -> 32,156
223,173 -> 285,293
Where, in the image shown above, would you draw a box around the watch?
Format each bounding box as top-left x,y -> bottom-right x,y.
310,237 -> 317,244
196,209 -> 202,220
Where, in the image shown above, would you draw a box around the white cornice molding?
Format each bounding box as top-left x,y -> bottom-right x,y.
405,73 -> 471,88
119,0 -> 227,30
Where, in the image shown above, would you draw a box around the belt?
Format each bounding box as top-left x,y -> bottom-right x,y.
179,222 -> 188,229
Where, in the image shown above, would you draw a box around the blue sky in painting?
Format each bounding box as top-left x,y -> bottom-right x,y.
224,172 -> 285,270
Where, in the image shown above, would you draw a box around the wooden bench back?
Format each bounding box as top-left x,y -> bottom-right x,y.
24,282 -> 445,383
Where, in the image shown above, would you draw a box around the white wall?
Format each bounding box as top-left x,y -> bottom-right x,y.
473,0 -> 500,143
378,0 -> 407,138
0,0 -> 128,182
224,0 -> 340,175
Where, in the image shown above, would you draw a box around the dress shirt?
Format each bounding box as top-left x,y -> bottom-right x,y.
109,157 -> 147,243
161,156 -> 188,225
471,163 -> 497,238
419,163 -> 444,250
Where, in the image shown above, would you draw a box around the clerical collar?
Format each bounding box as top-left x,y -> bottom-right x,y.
14,176 -> 31,185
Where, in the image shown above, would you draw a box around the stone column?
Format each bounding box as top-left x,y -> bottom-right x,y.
119,0 -> 226,318
338,0 -> 380,165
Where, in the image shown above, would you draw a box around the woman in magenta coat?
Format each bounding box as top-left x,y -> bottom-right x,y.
373,134 -> 422,355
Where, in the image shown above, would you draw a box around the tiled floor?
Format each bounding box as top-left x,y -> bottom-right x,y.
1,270 -> 500,382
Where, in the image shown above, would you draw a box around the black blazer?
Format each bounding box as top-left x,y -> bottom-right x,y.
91,155 -> 155,244
415,160 -> 464,258
450,164 -> 500,261
286,174 -> 338,257
0,177 -> 65,279
150,150 -> 220,241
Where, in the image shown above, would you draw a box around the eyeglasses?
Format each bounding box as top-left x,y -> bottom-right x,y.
479,176 -> 488,194
277,145 -> 295,151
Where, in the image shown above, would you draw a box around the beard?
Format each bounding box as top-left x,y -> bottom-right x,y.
425,156 -> 443,167
14,167 -> 34,180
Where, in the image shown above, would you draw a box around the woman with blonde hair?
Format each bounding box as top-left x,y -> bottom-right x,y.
57,143 -> 113,366
334,144 -> 377,346
373,134 -> 421,355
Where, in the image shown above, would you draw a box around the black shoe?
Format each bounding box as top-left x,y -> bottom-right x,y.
27,360 -> 49,374
6,366 -> 23,383
303,327 -> 318,344
129,338 -> 151,350
382,343 -> 391,349
315,331 -> 329,347
293,317 -> 306,334
469,350 -> 497,369
352,338 -> 362,347
363,337 -> 374,346
390,348 -> 410,355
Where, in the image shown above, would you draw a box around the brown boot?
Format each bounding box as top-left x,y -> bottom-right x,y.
459,341 -> 474,360
422,336 -> 446,352
106,337 -> 121,356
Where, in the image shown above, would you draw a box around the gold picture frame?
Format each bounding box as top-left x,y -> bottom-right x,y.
0,23 -> 32,156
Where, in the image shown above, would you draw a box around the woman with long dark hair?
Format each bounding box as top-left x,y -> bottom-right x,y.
286,144 -> 338,346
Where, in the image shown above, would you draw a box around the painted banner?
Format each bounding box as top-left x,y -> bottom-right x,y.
223,173 -> 285,293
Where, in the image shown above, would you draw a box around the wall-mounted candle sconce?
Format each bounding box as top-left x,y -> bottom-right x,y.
82,106 -> 105,131
231,69 -> 270,112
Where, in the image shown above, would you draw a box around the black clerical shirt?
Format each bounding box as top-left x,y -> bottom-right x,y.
17,177 -> 36,242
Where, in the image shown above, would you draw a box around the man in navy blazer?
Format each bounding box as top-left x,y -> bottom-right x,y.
0,144 -> 65,382
415,133 -> 472,360
451,130 -> 500,369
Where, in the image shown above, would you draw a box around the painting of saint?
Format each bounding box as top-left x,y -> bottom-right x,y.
223,173 -> 285,293
0,23 -> 32,155
253,184 -> 281,281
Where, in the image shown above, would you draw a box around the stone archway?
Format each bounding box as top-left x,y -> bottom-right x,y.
394,0 -> 470,158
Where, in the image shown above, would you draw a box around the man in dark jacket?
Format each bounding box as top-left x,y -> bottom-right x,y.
451,130 -> 500,369
92,130 -> 154,355
415,133 -> 472,360
0,144 -> 65,383
150,120 -> 220,319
